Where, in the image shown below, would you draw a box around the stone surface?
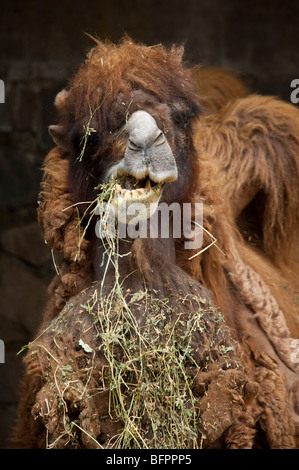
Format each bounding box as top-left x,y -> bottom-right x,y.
1,221 -> 51,267
0,147 -> 41,210
0,253 -> 49,343
0,403 -> 19,449
0,349 -> 25,403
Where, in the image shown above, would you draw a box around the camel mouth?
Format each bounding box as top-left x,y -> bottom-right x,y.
113,175 -> 165,204
108,174 -> 166,222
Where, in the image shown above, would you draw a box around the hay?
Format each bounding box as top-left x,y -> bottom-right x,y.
24,282 -> 249,449
19,181 -> 256,449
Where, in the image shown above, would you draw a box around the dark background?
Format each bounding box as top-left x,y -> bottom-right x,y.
0,0 -> 298,449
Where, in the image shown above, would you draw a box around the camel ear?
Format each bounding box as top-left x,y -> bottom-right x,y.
54,89 -> 69,109
48,124 -> 69,151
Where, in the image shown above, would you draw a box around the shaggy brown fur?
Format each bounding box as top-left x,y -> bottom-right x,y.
190,65 -> 250,114
12,38 -> 299,448
194,95 -> 299,264
37,147 -> 93,321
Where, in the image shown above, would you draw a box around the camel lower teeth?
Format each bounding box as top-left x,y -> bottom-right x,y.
116,187 -> 146,197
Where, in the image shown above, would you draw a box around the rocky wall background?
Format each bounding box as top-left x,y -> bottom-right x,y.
0,0 -> 298,449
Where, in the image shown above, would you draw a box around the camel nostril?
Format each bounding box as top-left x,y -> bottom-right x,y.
129,133 -> 165,152
153,132 -> 165,147
128,139 -> 142,151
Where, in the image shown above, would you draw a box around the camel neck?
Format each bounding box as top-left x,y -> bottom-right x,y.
92,226 -> 177,292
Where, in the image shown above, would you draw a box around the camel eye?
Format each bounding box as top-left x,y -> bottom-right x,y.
172,109 -> 189,127
78,131 -> 99,156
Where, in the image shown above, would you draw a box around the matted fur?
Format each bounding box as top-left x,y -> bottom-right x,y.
194,95 -> 299,265
190,65 -> 250,114
12,271 -> 260,449
13,37 -> 299,448
37,147 -> 93,321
